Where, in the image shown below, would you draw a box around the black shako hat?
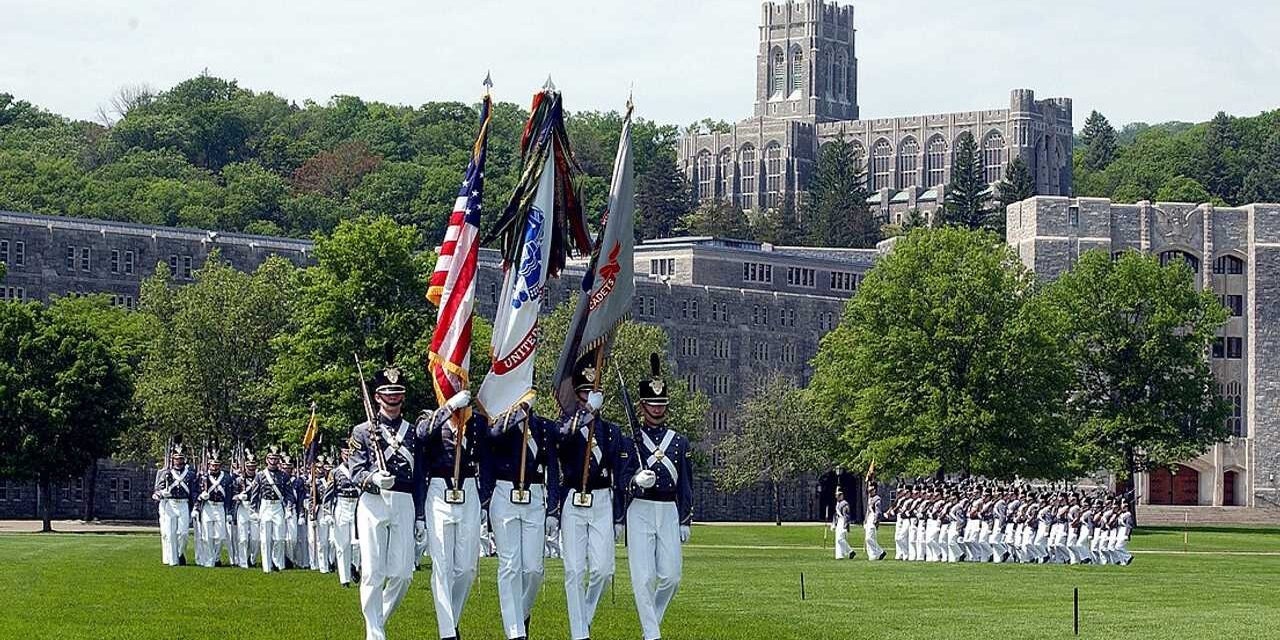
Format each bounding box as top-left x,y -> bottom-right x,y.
573,359 -> 599,392
639,353 -> 669,406
373,367 -> 406,395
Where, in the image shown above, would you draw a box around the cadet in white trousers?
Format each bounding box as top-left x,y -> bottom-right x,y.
152,444 -> 196,566
864,485 -> 886,561
331,446 -> 362,586
420,390 -> 486,640
233,455 -> 260,568
246,446 -> 292,572
832,490 -> 852,560
349,367 -> 429,640
197,452 -> 235,567
626,354 -> 693,640
481,403 -> 561,640
556,362 -> 629,640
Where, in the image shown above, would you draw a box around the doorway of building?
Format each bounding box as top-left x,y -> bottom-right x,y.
1148,465 -> 1200,505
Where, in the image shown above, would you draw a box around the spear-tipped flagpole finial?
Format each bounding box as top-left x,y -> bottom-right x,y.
543,75 -> 556,93
626,83 -> 635,114
483,71 -> 494,93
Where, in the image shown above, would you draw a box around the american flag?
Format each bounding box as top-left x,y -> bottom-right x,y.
428,94 -> 491,407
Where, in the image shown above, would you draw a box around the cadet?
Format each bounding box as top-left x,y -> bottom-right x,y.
831,488 -> 852,560
348,367 -> 430,640
284,456 -> 311,569
330,442 -> 362,587
245,445 -> 292,572
556,361 -> 629,640
197,450 -> 235,567
232,452 -> 260,569
152,443 -> 197,566
481,402 -> 560,640
419,388 -> 485,640
627,353 -> 693,640
311,456 -> 335,573
864,484 -> 886,561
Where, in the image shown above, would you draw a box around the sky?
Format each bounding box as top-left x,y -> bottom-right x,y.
4,0 -> 1280,131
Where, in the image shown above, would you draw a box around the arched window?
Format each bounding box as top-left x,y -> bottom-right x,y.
834,51 -> 847,98
789,45 -> 804,96
739,144 -> 757,210
870,139 -> 892,191
718,148 -> 734,201
1159,249 -> 1201,274
849,140 -> 865,165
696,150 -> 714,201
897,137 -> 919,187
764,143 -> 783,209
1213,255 -> 1246,275
925,135 -> 947,187
825,50 -> 834,95
771,47 -> 785,97
1225,380 -> 1244,437
982,130 -> 1005,184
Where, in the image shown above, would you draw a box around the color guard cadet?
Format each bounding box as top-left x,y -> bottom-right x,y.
152,442 -> 197,566
330,442 -> 362,587
481,402 -> 561,640
197,450 -> 235,567
556,361 -> 629,640
232,451 -> 260,569
864,484 -> 885,561
247,445 -> 293,573
349,367 -> 430,640
831,488 -> 852,560
626,354 -> 693,640
420,388 -> 486,640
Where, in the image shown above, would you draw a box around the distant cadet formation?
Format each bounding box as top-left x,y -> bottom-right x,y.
855,480 -> 1137,565
152,356 -> 693,640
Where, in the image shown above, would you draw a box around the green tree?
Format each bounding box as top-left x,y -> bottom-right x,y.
1199,111 -> 1242,204
131,253 -> 296,461
636,152 -> 692,240
532,297 -> 708,450
804,138 -> 877,248
941,132 -> 992,231
679,199 -> 751,238
1154,175 -> 1213,203
1080,110 -> 1118,171
1241,133 -> 1280,204
713,374 -> 836,525
809,227 -> 1073,480
269,216 -> 442,449
1038,251 -> 1229,514
0,301 -> 133,531
996,156 -> 1035,210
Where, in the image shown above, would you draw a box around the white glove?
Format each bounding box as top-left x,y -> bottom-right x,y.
546,516 -> 560,538
152,492 -> 161,501
199,491 -> 210,501
614,524 -> 626,543
444,390 -> 471,412
634,470 -> 658,489
160,489 -> 171,499
414,520 -> 427,543
586,390 -> 604,412
680,525 -> 691,544
372,471 -> 395,490
235,493 -> 248,502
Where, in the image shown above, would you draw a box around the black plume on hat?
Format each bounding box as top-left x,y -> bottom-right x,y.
639,353 -> 668,406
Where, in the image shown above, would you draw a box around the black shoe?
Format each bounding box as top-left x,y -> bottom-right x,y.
524,616 -> 531,635
455,628 -> 461,640
877,551 -> 886,561
178,554 -> 187,566
341,581 -> 350,588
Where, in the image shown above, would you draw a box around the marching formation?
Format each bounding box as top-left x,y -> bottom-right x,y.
881,481 -> 1136,566
153,80 -> 691,640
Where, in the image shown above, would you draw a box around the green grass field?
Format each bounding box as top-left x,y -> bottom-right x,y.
2,524 -> 1278,640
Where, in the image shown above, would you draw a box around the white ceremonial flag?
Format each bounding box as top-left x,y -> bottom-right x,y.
477,149 -> 556,417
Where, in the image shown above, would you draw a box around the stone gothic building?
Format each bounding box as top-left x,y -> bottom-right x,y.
678,0 -> 1074,223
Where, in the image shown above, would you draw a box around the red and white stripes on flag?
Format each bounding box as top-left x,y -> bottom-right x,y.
427,95 -> 491,407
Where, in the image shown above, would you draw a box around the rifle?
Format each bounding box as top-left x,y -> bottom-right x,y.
353,353 -> 388,472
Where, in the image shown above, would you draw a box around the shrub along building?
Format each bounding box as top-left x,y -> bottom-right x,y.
0,211 -> 877,522
1007,197 -> 1280,511
677,0 -> 1073,224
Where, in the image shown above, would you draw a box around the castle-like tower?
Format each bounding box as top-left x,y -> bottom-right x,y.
678,1 -> 1073,220
754,0 -> 858,122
